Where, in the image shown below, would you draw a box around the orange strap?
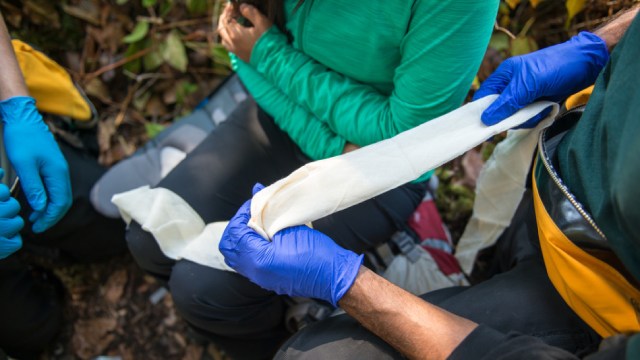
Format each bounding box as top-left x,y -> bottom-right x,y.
533,164 -> 640,337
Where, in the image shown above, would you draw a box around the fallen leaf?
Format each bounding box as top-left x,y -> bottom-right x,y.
162,30 -> 188,72
182,344 -> 203,360
72,317 -> 117,359
460,149 -> 485,190
102,269 -> 128,305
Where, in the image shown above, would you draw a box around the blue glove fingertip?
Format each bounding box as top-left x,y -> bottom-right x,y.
252,183 -> 265,195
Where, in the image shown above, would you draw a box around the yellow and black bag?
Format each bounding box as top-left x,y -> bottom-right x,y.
532,104 -> 640,338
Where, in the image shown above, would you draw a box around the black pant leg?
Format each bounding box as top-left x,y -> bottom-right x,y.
169,260 -> 288,360
0,257 -> 63,359
19,141 -> 127,262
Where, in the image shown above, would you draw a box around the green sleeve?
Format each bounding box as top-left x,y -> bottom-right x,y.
232,55 -> 346,160
250,0 -> 498,146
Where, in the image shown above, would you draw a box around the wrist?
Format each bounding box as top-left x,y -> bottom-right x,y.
574,31 -> 610,72
249,26 -> 287,69
0,96 -> 39,124
332,252 -> 364,307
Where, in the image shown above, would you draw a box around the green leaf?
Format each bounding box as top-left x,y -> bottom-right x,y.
176,81 -> 198,105
511,35 -> 538,56
123,43 -> 142,73
161,30 -> 188,72
210,43 -> 231,68
123,21 -> 149,44
142,38 -> 163,71
160,0 -> 175,17
116,0 -> 129,4
142,0 -> 157,7
145,123 -> 166,139
489,32 -> 510,52
186,0 -> 208,15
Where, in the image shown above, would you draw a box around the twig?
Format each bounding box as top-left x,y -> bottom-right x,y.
157,18 -> 212,31
494,21 -> 517,40
83,48 -> 153,83
115,85 -> 138,127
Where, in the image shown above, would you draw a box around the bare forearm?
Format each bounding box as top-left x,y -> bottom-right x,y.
0,13 -> 28,100
594,6 -> 639,52
339,267 -> 477,360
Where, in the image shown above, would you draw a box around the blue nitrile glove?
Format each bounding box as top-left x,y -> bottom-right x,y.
0,169 -> 25,259
474,32 -> 610,128
220,184 -> 364,307
0,96 -> 72,233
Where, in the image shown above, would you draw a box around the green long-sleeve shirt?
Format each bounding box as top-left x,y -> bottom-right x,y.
232,0 -> 497,180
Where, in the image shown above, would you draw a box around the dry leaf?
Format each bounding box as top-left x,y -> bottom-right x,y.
182,345 -> 204,360
460,149 -> 485,189
72,317 -> 117,359
102,269 -> 128,305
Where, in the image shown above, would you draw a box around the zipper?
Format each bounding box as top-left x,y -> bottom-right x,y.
537,129 -> 608,241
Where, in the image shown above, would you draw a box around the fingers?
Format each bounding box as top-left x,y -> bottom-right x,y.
239,4 -> 272,30
473,61 -> 514,101
0,184 -> 10,202
14,163 -> 47,212
0,194 -> 25,251
481,83 -> 522,126
252,183 -> 265,195
31,160 -> 71,233
0,234 -> 23,259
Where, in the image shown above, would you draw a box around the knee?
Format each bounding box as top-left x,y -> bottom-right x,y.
169,260 -> 284,337
126,221 -> 173,278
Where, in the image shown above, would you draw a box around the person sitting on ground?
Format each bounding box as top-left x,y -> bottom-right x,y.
124,1 -> 498,358
219,6 -> 640,360
0,14 -> 127,359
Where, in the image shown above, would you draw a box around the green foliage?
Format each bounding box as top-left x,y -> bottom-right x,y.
161,30 -> 188,72
115,0 -> 226,74
122,21 -> 149,43
145,122 -> 167,139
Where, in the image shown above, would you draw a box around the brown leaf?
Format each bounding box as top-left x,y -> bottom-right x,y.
102,269 -> 128,305
460,149 -> 485,189
85,78 -> 113,104
62,0 -> 101,26
0,1 -> 23,27
23,0 -> 60,28
72,317 -> 117,359
182,344 -> 204,360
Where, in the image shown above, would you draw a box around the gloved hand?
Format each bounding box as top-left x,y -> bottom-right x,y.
0,169 -> 24,259
474,31 -> 610,128
0,96 -> 72,233
220,184 -> 364,307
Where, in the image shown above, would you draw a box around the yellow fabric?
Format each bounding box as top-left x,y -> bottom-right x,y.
532,163 -> 640,337
565,86 -> 594,110
12,40 -> 91,121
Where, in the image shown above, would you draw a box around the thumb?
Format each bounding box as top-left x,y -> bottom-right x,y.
240,4 -> 271,29
481,82 -> 523,126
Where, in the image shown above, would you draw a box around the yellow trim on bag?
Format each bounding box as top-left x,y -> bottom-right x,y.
565,86 -> 594,110
12,40 -> 91,121
532,163 -> 640,337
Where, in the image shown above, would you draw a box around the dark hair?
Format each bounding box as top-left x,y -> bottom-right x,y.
232,0 -> 304,37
